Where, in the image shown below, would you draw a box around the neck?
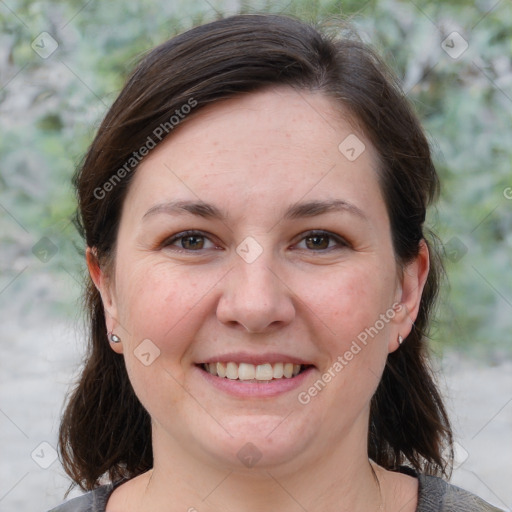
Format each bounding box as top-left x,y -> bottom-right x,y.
139,424 -> 383,512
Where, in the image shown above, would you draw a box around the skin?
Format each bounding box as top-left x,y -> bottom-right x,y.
88,87 -> 429,512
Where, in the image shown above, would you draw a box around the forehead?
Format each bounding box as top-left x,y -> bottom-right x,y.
123,87 -> 385,222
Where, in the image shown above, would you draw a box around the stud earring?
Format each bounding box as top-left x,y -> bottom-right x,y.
108,331 -> 121,343
398,335 -> 404,346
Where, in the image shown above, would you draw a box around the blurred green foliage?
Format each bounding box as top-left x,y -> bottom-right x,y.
1,0 -> 511,357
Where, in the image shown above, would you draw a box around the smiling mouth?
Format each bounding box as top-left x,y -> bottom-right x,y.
199,362 -> 312,382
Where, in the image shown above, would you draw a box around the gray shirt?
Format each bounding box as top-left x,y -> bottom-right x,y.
49,473 -> 504,512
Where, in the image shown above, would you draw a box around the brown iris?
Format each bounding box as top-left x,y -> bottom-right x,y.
305,234 -> 330,250
180,235 -> 205,250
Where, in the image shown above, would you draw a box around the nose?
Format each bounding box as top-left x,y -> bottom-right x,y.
216,254 -> 296,334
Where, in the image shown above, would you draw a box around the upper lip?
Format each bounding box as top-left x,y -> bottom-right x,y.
199,352 -> 314,366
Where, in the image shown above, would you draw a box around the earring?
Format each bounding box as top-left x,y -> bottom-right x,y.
108,331 -> 121,343
398,335 -> 404,346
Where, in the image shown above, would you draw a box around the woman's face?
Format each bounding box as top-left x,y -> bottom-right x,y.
91,87 -> 427,472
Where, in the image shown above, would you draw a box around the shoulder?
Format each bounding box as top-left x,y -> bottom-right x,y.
417,473 -> 504,512
47,483 -> 115,512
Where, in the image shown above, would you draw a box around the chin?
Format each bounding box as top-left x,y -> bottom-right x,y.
197,414 -> 317,471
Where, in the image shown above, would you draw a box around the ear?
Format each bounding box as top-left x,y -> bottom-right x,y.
86,247 -> 123,354
388,239 -> 430,353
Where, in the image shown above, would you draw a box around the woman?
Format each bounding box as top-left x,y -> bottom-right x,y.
50,13 -> 503,512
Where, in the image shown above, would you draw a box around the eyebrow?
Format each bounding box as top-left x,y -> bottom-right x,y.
142,200 -> 225,220
283,199 -> 368,222
142,199 -> 367,222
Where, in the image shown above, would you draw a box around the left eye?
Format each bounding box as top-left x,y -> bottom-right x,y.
163,231 -> 217,251
295,231 -> 347,251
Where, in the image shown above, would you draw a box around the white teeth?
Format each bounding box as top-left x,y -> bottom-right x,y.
273,362 -> 284,378
255,363 -> 273,380
216,362 -> 226,378
203,361 -> 307,380
238,363 -> 256,380
226,362 -> 238,380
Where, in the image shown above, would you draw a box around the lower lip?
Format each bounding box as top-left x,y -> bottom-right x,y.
195,365 -> 315,398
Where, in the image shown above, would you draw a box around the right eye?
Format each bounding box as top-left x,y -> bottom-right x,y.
161,230 -> 218,252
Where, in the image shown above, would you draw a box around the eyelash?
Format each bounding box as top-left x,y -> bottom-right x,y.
294,230 -> 349,252
161,230 -> 349,253
161,230 -> 219,252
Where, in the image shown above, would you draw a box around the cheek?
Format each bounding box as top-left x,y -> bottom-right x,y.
116,262 -> 221,416
114,260 -> 220,353
297,261 -> 396,345
295,267 -> 395,427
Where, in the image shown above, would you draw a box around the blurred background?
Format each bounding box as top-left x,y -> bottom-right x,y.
0,0 -> 511,510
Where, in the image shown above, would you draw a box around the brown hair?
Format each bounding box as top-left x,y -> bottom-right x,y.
60,13 -> 452,491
